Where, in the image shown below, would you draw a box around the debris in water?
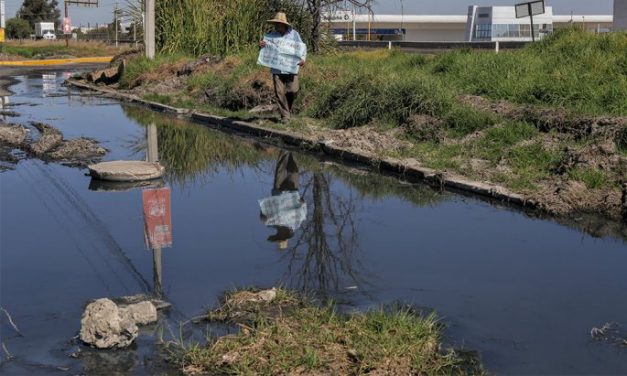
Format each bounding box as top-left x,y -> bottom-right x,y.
80,298 -> 158,349
88,160 -> 165,182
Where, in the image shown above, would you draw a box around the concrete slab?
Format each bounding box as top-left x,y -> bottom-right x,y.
88,160 -> 165,182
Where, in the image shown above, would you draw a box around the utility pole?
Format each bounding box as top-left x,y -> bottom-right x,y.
114,1 -> 119,47
65,1 -> 69,47
145,0 -> 155,58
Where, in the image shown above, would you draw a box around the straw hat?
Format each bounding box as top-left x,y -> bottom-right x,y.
268,12 -> 291,26
278,240 -> 289,250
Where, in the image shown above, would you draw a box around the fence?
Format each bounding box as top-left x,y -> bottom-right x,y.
337,40 -> 529,53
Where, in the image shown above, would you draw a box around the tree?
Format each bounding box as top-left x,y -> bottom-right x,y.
17,0 -> 62,30
6,17 -> 33,39
305,0 -> 374,53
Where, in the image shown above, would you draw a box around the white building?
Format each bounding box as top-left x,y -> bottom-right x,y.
615,0 -> 627,30
325,6 -> 613,42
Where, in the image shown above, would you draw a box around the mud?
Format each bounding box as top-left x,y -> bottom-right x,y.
404,114 -> 445,142
0,121 -> 107,169
314,126 -> 412,155
555,141 -> 625,174
458,95 -> 627,142
529,180 -> 622,217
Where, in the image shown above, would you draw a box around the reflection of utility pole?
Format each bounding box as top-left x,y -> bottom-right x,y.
145,0 -> 155,58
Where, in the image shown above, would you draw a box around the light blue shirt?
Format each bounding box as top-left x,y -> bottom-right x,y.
267,28 -> 307,75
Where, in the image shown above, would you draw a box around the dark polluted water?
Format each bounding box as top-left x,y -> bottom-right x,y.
1,68 -> 626,375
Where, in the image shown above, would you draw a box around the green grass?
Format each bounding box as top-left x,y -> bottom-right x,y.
177,288 -> 483,375
4,40 -> 124,59
119,28 -> 626,204
568,168 -> 613,189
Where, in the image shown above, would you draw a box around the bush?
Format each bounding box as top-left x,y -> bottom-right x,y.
6,18 -> 33,39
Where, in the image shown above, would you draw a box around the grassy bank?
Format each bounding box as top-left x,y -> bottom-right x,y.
177,288 -> 482,375
112,28 -> 627,218
2,40 -> 127,59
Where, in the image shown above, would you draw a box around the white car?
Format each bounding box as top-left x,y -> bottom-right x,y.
42,30 -> 57,40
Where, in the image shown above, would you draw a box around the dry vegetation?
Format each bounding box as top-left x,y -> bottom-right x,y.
177,288 -> 483,376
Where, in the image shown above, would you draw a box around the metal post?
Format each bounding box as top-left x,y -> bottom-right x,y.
528,3 -> 535,42
352,7 -> 356,41
145,0 -> 156,59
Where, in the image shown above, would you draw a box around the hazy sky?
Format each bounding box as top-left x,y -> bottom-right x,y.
5,0 -> 614,26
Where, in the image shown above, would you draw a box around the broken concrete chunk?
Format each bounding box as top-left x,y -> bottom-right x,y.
86,63 -> 125,85
80,298 -> 159,349
80,298 -> 138,349
119,301 -> 157,326
88,160 -> 165,182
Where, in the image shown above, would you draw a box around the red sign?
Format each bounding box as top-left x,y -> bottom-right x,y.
63,17 -> 72,34
142,188 -> 172,249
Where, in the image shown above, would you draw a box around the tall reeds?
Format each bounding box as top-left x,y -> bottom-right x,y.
156,0 -> 267,56
156,0 -> 312,56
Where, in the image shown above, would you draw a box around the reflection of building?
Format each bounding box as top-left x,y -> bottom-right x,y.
615,0 -> 627,30
324,9 -> 613,42
42,74 -> 57,97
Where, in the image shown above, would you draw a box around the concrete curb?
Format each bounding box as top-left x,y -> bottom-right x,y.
0,56 -> 114,66
67,78 -> 540,212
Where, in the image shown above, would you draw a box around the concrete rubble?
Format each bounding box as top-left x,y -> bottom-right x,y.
88,160 -> 165,182
80,298 -> 158,349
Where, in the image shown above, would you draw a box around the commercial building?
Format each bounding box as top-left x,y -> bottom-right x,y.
325,6 -> 613,42
615,0 -> 627,30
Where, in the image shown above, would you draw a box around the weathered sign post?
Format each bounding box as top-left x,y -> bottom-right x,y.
515,0 -> 545,42
64,1 -> 99,46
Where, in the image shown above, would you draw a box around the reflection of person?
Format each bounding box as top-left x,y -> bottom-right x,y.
259,12 -> 307,123
259,151 -> 307,249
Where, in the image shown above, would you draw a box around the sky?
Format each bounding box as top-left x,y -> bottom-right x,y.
5,0 -> 614,27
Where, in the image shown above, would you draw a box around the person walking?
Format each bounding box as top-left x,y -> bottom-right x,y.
259,12 -> 307,123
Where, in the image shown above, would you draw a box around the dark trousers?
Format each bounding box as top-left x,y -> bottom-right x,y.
273,74 -> 299,120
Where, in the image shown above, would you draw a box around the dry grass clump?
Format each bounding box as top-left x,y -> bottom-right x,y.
178,288 -> 483,376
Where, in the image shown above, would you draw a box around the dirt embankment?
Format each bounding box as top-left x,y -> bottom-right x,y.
458,95 -> 627,220
80,55 -> 627,222
0,121 -> 107,171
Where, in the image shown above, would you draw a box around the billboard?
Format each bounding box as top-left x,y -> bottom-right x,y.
65,0 -> 99,7
516,0 -> 545,18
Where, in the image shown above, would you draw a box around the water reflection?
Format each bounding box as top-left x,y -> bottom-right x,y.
142,123 -> 171,299
282,169 -> 365,298
42,74 -> 57,97
259,151 -> 307,249
123,105 -> 266,185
